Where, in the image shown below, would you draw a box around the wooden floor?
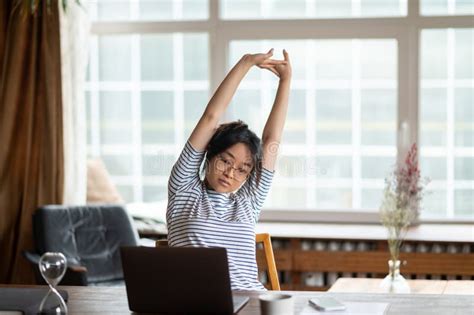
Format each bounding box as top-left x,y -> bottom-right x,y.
329,278 -> 474,295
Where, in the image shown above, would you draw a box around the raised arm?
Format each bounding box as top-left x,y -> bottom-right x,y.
260,50 -> 292,171
188,49 -> 287,151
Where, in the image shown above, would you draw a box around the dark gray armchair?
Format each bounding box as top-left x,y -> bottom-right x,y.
24,204 -> 139,286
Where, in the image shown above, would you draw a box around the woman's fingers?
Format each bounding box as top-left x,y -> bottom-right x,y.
263,66 -> 280,77
261,59 -> 288,65
252,49 -> 288,69
257,64 -> 272,69
258,64 -> 280,77
256,48 -> 273,61
267,67 -> 280,77
283,49 -> 290,62
250,49 -> 275,65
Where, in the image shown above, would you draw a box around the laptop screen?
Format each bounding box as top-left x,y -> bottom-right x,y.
120,246 -> 247,314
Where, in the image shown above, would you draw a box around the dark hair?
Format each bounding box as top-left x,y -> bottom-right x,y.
203,120 -> 262,177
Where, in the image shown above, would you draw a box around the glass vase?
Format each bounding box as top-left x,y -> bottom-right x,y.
379,259 -> 410,293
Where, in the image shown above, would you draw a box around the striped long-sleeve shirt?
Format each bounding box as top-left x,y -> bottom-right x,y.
166,141 -> 274,290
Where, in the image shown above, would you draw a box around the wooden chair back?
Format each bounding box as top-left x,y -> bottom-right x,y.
255,233 -> 281,290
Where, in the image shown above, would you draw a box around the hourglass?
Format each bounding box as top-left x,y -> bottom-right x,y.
38,252 -> 68,315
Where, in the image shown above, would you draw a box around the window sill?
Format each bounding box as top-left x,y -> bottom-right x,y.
255,221 -> 474,243
259,209 -> 474,225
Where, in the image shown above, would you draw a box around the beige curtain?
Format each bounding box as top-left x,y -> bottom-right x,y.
0,0 -> 64,284
61,1 -> 89,204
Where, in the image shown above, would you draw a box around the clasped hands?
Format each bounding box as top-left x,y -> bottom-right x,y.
243,48 -> 292,81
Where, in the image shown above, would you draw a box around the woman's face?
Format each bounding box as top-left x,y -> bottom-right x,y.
205,143 -> 254,193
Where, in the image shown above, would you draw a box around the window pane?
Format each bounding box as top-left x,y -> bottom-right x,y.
270,0 -> 308,18
361,89 -> 396,146
117,185 -> 134,203
420,157 -> 447,180
316,189 -> 352,208
420,88 -> 447,146
360,40 -> 397,79
455,29 -> 474,79
314,0 -> 352,17
423,189 -> 447,217
142,154 -> 175,177
277,156 -> 307,179
100,91 -> 132,145
455,88 -> 474,147
284,90 -> 306,144
454,190 -> 474,217
141,91 -> 175,144
141,34 -> 173,81
182,0 -> 209,19
221,0 -> 407,19
421,0 -> 474,15
97,0 -> 130,20
421,0 -> 449,15
455,157 -> 474,180
99,36 -> 131,81
93,0 -> 208,21
267,185 -> 307,209
315,41 -> 352,80
361,156 -> 394,179
360,0 -> 406,17
317,156 -> 352,179
102,155 -> 133,176
361,188 -> 384,209
315,89 -> 352,144
420,28 -> 474,219
139,0 -> 172,20
229,89 -> 262,132
184,90 -> 208,138
421,31 -> 447,79
183,34 -> 208,81
143,185 -> 168,202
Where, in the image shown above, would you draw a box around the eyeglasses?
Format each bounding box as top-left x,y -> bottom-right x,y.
215,154 -> 251,181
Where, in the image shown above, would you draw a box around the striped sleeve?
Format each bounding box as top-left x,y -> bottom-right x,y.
237,167 -> 274,222
168,141 -> 205,196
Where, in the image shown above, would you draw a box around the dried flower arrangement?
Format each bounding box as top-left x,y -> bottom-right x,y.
379,143 -> 429,262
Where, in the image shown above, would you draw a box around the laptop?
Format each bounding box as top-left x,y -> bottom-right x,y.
120,246 -> 249,314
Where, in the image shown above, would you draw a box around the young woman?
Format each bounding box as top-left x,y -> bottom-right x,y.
167,49 -> 291,290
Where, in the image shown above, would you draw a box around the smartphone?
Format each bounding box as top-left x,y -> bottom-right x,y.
309,297 -> 346,311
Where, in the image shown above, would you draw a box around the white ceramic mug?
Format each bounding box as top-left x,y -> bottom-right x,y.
259,294 -> 294,315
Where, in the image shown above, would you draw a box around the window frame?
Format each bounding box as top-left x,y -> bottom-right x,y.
88,0 -> 474,223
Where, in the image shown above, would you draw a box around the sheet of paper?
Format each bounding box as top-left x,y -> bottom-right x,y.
300,301 -> 389,315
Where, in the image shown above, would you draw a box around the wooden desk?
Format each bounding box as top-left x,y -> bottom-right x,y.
329,278 -> 474,295
444,280 -> 474,295
3,285 -> 473,314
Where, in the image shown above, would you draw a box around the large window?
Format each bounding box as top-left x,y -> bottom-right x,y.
86,0 -> 474,221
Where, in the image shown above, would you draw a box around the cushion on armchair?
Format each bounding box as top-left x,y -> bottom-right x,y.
86,158 -> 124,204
